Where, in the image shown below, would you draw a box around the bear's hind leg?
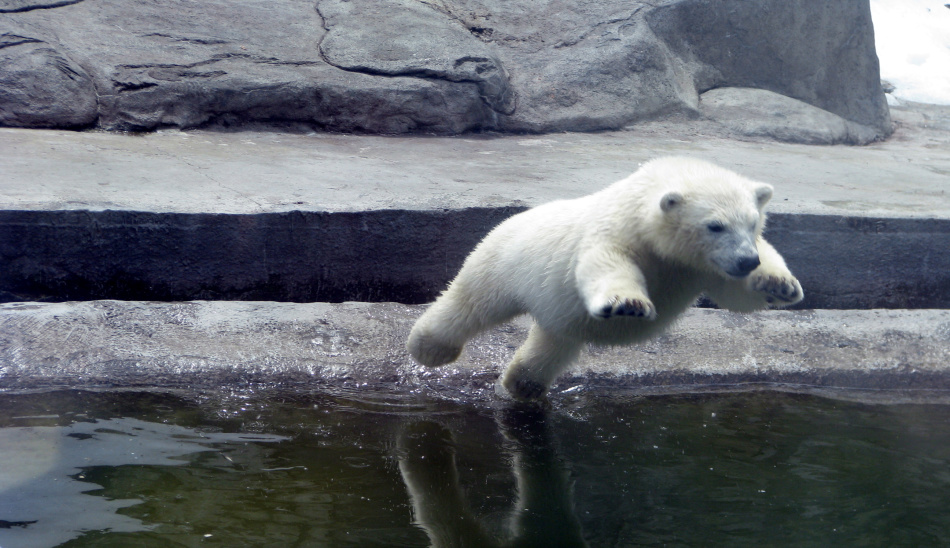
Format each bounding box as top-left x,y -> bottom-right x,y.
499,324 -> 582,400
408,287 -> 520,368
407,299 -> 473,367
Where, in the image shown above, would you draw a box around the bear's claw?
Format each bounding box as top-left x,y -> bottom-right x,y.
595,296 -> 657,320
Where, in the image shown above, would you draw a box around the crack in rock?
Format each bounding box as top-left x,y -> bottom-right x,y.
0,33 -> 43,49
140,32 -> 230,46
317,0 -> 515,115
0,0 -> 83,13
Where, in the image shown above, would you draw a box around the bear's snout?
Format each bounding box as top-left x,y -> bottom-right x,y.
729,255 -> 761,277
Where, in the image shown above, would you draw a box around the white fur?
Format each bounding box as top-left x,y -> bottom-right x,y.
407,157 -> 804,400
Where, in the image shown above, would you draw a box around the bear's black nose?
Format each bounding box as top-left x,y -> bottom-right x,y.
732,256 -> 760,277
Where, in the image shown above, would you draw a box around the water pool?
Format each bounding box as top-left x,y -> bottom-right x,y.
2,388 -> 949,547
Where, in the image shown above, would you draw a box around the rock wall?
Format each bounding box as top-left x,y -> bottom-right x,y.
0,0 -> 891,141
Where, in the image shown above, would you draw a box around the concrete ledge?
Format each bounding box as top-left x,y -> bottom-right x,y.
2,115 -> 949,308
2,301 -> 949,398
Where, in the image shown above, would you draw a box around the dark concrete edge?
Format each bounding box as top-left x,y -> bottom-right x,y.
1,207 -> 949,308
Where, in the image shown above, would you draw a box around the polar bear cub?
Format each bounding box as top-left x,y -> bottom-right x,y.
407,157 -> 803,400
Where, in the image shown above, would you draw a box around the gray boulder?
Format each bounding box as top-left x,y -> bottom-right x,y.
700,88 -> 883,145
647,0 -> 892,136
0,0 -> 892,142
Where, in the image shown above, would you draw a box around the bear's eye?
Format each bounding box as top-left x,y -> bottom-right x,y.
707,222 -> 725,233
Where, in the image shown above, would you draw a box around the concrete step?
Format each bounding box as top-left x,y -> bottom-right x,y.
2,300 -> 949,401
1,104 -> 949,308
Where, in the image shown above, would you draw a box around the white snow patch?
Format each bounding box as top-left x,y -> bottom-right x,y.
871,0 -> 950,104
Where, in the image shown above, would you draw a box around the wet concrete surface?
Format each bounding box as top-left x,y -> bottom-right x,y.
3,300 -> 949,401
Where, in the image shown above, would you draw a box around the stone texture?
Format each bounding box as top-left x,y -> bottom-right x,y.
0,0 -> 892,140
647,0 -> 893,135
0,31 -> 97,128
318,0 -> 515,116
1,0 -> 493,133
430,0 -> 698,132
0,0 -> 83,13
700,88 -> 882,145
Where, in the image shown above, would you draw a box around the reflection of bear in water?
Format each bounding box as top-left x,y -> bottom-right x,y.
398,408 -> 586,548
408,157 -> 803,400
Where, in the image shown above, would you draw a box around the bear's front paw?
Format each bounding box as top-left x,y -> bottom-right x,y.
592,296 -> 657,320
751,273 -> 804,306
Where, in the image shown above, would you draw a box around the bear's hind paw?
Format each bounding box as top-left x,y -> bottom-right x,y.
500,376 -> 549,401
407,333 -> 463,367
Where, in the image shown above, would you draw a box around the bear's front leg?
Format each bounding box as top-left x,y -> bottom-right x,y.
498,324 -> 583,400
746,237 -> 803,306
575,246 -> 657,320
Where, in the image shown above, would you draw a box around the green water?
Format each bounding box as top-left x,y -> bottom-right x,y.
2,388 -> 950,547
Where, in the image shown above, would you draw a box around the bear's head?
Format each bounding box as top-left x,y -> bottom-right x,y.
645,158 -> 773,279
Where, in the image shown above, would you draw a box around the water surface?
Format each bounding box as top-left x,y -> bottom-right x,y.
1,388 -> 949,547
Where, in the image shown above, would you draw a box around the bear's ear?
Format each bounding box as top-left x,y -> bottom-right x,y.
754,185 -> 773,208
660,191 -> 683,213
